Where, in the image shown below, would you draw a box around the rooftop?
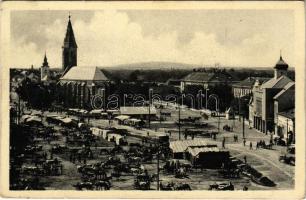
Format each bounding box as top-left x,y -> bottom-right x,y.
183,72 -> 215,82
170,139 -> 217,153
261,75 -> 293,89
120,106 -> 157,115
186,146 -> 227,157
273,82 -> 295,100
232,77 -> 270,88
279,108 -> 295,119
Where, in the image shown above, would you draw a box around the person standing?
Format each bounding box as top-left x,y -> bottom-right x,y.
249,142 -> 253,150
222,137 -> 226,149
243,138 -> 246,146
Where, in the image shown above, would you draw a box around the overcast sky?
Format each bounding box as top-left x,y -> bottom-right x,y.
11,9 -> 295,68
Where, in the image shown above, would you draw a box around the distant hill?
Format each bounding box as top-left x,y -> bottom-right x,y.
104,61 -> 201,70
102,61 -> 295,71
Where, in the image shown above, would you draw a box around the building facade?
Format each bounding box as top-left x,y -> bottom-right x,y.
249,56 -> 294,134
275,109 -> 295,143
232,77 -> 269,98
273,82 -> 295,142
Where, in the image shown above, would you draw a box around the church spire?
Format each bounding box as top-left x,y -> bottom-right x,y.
63,14 -> 77,49
62,14 -> 78,72
43,51 -> 48,66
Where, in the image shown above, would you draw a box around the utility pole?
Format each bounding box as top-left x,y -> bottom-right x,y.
238,97 -> 241,121
156,141 -> 160,190
205,88 -> 209,109
148,104 -> 151,128
178,104 -> 181,140
218,111 -> 220,134
242,114 -> 245,139
286,119 -> 289,146
148,88 -> 153,129
17,95 -> 21,125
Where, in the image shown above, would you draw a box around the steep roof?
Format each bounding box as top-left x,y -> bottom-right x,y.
60,66 -> 108,81
63,16 -> 77,48
183,72 -> 215,82
261,75 -> 293,89
183,71 -> 236,83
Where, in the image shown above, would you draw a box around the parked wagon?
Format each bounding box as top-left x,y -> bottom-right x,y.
134,174 -> 151,190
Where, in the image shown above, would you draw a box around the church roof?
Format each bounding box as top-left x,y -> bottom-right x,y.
63,16 -> 77,48
60,66 -> 108,81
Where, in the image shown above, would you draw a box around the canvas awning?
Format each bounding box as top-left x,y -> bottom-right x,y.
129,118 -> 141,122
61,117 -> 73,124
25,116 -> 42,123
114,115 -> 130,121
90,109 -> 103,114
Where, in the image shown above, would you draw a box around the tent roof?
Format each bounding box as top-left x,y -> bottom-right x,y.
170,139 -> 213,153
114,115 -> 130,121
120,106 -> 157,115
186,146 -> 226,157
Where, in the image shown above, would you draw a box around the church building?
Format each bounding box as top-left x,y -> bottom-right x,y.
57,15 -> 109,109
40,53 -> 50,82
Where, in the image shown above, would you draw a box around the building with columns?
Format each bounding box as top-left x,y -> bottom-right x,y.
249,55 -> 294,134
57,15 -> 109,109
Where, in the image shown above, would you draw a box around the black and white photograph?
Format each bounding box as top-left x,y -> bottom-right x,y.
0,1 -> 305,198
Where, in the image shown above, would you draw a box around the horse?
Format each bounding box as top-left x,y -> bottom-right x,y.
159,182 -> 174,191
95,180 -> 111,190
73,182 -> 94,190
175,183 -> 192,190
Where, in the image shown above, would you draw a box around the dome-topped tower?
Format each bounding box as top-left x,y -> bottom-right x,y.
274,54 -> 289,79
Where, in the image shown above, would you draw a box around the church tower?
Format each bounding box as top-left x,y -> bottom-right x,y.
274,54 -> 289,79
41,52 -> 50,81
62,14 -> 77,73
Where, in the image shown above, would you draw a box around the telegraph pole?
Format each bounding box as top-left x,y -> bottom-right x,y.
17,95 -> 21,125
156,142 -> 160,190
178,104 -> 181,140
148,89 -> 153,128
242,114 -> 245,139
